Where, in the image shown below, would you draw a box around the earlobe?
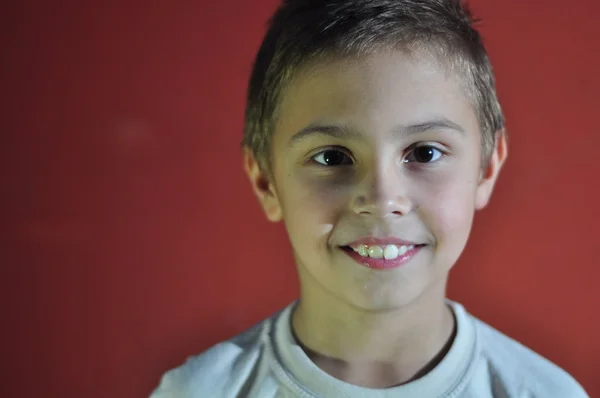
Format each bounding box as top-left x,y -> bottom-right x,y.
475,129 -> 508,210
243,149 -> 283,222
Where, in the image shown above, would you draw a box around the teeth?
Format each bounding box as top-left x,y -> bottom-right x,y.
356,245 -> 368,256
383,245 -> 399,259
352,244 -> 415,260
368,246 -> 384,259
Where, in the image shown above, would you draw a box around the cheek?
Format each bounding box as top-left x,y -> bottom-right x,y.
416,169 -> 478,245
279,174 -> 351,248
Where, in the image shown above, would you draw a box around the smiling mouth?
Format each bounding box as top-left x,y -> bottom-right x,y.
340,244 -> 426,270
343,243 -> 426,259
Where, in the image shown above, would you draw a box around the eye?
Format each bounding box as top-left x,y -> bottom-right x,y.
311,149 -> 353,166
404,145 -> 443,164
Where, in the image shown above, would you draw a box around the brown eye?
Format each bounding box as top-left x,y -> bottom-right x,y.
312,150 -> 353,166
404,146 -> 443,163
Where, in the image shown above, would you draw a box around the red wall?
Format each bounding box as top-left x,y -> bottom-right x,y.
3,1 -> 599,396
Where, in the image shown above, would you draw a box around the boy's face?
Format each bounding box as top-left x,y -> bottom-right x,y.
245,50 -> 506,310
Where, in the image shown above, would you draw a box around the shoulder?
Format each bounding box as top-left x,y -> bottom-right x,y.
472,315 -> 588,398
150,315 -> 275,398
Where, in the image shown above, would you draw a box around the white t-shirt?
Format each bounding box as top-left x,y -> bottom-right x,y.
150,301 -> 588,397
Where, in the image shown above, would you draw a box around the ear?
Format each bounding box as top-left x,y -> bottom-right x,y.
243,148 -> 283,222
475,129 -> 508,210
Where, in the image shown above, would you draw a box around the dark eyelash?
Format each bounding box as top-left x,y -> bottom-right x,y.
310,148 -> 354,166
403,144 -> 446,164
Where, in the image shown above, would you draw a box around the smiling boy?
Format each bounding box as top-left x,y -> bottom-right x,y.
151,1 -> 588,397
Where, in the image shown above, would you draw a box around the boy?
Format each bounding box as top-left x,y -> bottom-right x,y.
152,0 -> 588,396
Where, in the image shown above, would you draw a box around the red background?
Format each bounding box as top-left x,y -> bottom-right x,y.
3,1 -> 599,396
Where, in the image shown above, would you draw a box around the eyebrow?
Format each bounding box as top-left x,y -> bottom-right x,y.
288,117 -> 466,148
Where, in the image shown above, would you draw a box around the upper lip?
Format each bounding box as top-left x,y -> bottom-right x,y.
345,237 -> 421,247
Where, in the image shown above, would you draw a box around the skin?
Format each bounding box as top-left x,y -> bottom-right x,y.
244,49 -> 507,388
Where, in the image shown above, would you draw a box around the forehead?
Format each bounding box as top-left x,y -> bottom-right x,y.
273,50 -> 479,144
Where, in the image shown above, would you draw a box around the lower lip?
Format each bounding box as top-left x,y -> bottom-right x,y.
342,246 -> 423,270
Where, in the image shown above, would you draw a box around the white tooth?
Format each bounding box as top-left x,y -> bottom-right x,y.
357,245 -> 368,257
383,245 -> 399,260
368,246 -> 384,259
398,245 -> 408,255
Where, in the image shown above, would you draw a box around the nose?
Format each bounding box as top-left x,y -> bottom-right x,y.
351,167 -> 413,218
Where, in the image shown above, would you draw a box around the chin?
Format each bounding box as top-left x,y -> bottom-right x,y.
336,280 -> 433,312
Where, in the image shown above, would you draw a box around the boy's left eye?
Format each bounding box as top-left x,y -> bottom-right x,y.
404,145 -> 443,164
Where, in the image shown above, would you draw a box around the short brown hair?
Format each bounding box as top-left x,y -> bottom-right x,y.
242,0 -> 505,168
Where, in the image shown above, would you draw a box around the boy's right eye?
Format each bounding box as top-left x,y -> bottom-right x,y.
311,149 -> 353,166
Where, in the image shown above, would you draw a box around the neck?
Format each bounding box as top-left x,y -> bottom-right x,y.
291,278 -> 455,388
